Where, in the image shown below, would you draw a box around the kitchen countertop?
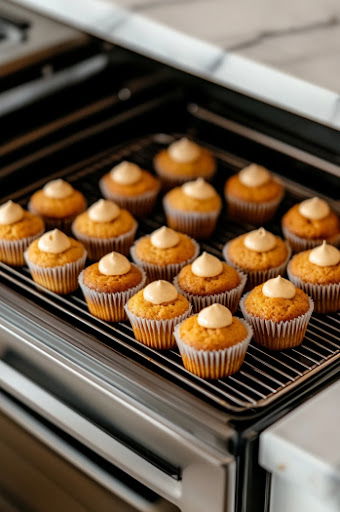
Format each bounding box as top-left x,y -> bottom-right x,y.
11,0 -> 340,129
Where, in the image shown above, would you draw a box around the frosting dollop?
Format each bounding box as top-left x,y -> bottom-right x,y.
43,179 -> 74,199
88,199 -> 120,223
0,201 -> 24,225
244,227 -> 276,252
298,197 -> 330,220
98,252 -> 131,275
110,161 -> 142,185
191,252 -> 223,277
182,178 -> 215,200
262,276 -> 295,299
197,304 -> 232,329
38,229 -> 71,254
168,137 -> 200,163
239,164 -> 270,187
143,280 -> 178,305
150,226 -> 180,249
309,241 -> 340,267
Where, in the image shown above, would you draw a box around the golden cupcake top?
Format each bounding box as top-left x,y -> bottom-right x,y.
110,161 -> 142,185
197,304 -> 232,328
98,252 -> 131,276
0,201 -> 24,225
309,241 -> 340,267
88,199 -> 120,223
143,280 -> 178,305
150,226 -> 180,249
43,179 -> 74,199
262,276 -> 296,299
298,197 -> 330,221
168,138 -> 200,163
182,178 -> 216,200
38,229 -> 71,254
191,252 -> 223,277
239,164 -> 271,187
244,227 -> 276,252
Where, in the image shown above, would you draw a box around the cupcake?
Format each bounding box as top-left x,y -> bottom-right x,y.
130,226 -> 199,281
224,164 -> 284,224
154,137 -> 216,188
287,242 -> 340,313
28,179 -> 86,232
173,252 -> 246,313
79,251 -> 146,321
0,201 -> 44,266
282,197 -> 340,252
163,178 -> 222,238
223,227 -> 291,288
174,304 -> 252,379
25,229 -> 87,294
240,276 -> 313,350
125,280 -> 191,349
72,199 -> 137,260
99,161 -> 160,217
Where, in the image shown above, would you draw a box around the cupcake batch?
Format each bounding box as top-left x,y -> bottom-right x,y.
1,136 -> 339,380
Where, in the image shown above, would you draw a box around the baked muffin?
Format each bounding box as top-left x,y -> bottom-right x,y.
287,242 -> 340,313
282,197 -> 340,252
0,201 -> 44,266
163,178 -> 222,238
223,228 -> 291,288
72,199 -> 137,260
25,229 -> 87,294
125,280 -> 191,349
173,252 -> 246,313
225,164 -> 284,224
99,161 -> 160,217
130,226 -> 199,281
240,276 -> 313,350
28,179 -> 86,232
154,137 -> 216,188
174,304 -> 252,379
79,252 -> 146,321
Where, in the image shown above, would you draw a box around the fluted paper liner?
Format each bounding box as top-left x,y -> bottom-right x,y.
225,192 -> 283,225
282,225 -> 340,253
0,228 -> 44,266
174,318 -> 253,379
72,220 -> 138,260
124,303 -> 192,350
173,270 -> 247,313
99,179 -> 160,217
240,293 -> 314,350
287,262 -> 339,314
78,267 -> 146,322
223,241 -> 291,289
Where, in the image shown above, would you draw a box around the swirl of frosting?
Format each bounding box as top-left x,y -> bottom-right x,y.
98,252 -> 131,275
309,241 -> 340,267
244,227 -> 276,252
182,178 -> 216,200
110,161 -> 142,185
43,179 -> 74,199
239,164 -> 270,187
88,199 -> 120,223
38,229 -> 71,254
298,197 -> 330,220
143,280 -> 178,305
0,201 -> 24,225
197,304 -> 232,329
168,138 -> 200,163
191,252 -> 223,277
262,276 -> 295,299
150,226 -> 180,249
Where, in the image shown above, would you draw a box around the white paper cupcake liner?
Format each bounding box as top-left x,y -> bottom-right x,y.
72,220 -> 138,260
240,293 -> 314,350
225,192 -> 283,225
124,303 -> 192,350
282,225 -> 340,253
28,201 -> 86,234
154,165 -> 216,190
24,250 -> 87,295
174,318 -> 253,379
130,237 -> 199,282
163,198 -> 221,239
78,267 -> 147,321
0,229 -> 44,266
223,241 -> 292,289
99,179 -> 160,217
287,262 -> 340,314
173,270 -> 247,313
